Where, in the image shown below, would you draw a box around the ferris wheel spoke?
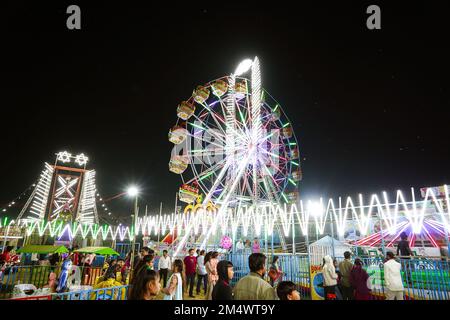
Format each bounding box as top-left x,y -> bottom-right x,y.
184,131 -> 226,150
189,115 -> 227,145
186,148 -> 226,158
190,156 -> 227,179
203,160 -> 232,204
199,101 -> 227,131
261,175 -> 279,204
260,148 -> 288,162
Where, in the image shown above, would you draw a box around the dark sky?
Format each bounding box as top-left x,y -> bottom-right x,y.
1,2 -> 449,223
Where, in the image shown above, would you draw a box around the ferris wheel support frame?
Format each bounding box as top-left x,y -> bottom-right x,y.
251,57 -> 262,204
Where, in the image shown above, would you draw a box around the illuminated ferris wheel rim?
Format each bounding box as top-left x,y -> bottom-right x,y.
169,59 -> 302,208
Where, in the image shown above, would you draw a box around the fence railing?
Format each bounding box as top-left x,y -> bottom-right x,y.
225,253 -> 311,299
9,285 -> 129,301
225,253 -> 450,300
54,285 -> 129,300
0,265 -> 105,299
356,257 -> 450,300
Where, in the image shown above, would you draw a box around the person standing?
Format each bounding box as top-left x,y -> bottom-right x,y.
252,238 -> 261,254
196,250 -> 208,295
158,250 -> 171,288
205,251 -> 219,300
233,253 -> 277,300
183,248 -> 197,298
396,232 -> 413,284
163,259 -> 184,300
322,255 -> 338,300
212,260 -> 234,300
134,247 -> 150,270
236,239 -> 244,253
132,254 -> 155,284
396,232 -> 413,258
350,258 -> 371,300
269,256 -> 283,287
383,251 -> 404,300
338,251 -> 354,300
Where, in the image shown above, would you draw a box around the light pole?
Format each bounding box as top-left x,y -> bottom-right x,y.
127,186 -> 139,272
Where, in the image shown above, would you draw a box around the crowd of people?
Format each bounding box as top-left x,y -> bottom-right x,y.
321,249 -> 406,300
127,247 -> 301,301
1,232 -> 413,301
127,241 -> 410,301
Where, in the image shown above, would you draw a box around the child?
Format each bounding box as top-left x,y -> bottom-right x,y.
128,269 -> 161,300
162,259 -> 184,300
276,281 -> 301,300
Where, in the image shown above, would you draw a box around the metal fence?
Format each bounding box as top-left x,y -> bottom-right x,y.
115,242 -> 140,259
224,253 -> 450,300
9,285 -> 129,301
224,253 -> 311,299
55,285 -> 129,300
356,257 -> 450,300
0,265 -> 104,299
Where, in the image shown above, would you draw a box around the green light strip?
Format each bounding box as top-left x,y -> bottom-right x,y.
289,142 -> 297,146
281,192 -> 289,203
189,122 -> 206,130
283,122 -> 290,128
266,131 -> 275,139
201,103 -> 211,112
289,178 -> 297,186
239,110 -> 246,123
199,171 -> 214,181
291,161 -> 299,166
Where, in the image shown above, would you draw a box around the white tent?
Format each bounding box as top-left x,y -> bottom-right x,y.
309,235 -> 352,265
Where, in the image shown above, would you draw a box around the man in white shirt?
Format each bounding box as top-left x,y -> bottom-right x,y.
236,239 -> 245,252
158,250 -> 171,288
196,250 -> 208,295
383,251 -> 404,300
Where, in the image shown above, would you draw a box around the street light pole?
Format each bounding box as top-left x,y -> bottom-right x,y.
127,186 -> 139,273
130,195 -> 138,271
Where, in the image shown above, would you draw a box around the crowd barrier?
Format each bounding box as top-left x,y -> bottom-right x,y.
8,285 -> 129,301
4,254 -> 449,301
55,285 -> 129,300
0,265 -> 104,299
225,253 -> 450,300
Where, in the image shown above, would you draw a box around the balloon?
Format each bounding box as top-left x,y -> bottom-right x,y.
56,259 -> 72,293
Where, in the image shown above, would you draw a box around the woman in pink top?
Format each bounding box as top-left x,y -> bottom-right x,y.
252,238 -> 261,253
204,251 -> 219,300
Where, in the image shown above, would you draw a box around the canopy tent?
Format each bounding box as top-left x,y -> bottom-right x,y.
17,245 -> 69,254
309,235 -> 352,265
74,247 -> 119,256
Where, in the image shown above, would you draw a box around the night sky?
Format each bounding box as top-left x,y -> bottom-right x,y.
1,2 -> 449,223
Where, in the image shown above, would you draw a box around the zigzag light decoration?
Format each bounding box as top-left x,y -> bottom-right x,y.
2,185 -> 449,243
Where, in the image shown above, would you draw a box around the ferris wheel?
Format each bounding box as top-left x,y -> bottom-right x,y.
168,57 -> 302,209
